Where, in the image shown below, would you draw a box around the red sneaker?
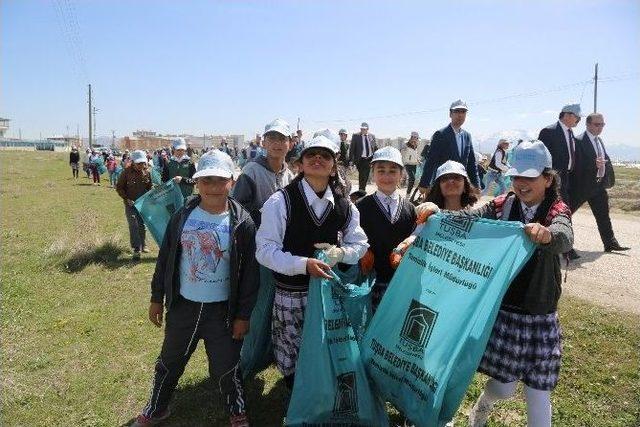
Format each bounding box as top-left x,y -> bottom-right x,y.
229,413 -> 250,427
130,409 -> 170,426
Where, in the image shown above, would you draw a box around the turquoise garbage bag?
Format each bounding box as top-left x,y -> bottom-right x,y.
332,263 -> 375,342
362,213 -> 536,427
286,253 -> 387,427
240,265 -> 275,379
151,167 -> 163,185
93,156 -> 107,175
134,180 -> 184,246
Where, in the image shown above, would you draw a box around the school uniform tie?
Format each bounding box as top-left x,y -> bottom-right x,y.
523,206 -> 535,224
384,196 -> 393,217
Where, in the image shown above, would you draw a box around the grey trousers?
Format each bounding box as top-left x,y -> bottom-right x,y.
142,297 -> 245,418
125,204 -> 146,251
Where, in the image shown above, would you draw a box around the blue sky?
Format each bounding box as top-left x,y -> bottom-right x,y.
2,0 -> 639,149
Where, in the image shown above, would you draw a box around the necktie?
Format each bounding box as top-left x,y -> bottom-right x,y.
523,206 -> 535,224
595,137 -> 605,179
363,135 -> 369,158
385,196 -> 393,217
568,129 -> 576,171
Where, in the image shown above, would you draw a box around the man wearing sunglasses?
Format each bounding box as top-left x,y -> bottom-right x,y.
538,103 -> 582,259
569,113 -> 629,253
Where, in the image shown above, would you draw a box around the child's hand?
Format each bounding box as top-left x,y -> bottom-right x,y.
232,319 -> 250,340
313,243 -> 344,267
148,302 -> 164,327
306,258 -> 332,279
389,236 -> 416,269
359,249 -> 375,275
415,202 -> 440,224
524,223 -> 552,244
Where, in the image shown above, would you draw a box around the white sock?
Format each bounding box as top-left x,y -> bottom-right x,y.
524,385 -> 551,427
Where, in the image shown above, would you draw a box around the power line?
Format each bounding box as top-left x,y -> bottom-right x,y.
311,73 -> 639,124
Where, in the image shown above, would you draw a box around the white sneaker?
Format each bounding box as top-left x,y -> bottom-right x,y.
468,393 -> 493,427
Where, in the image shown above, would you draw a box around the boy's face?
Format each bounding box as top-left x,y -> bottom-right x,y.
174,148 -> 185,157
196,176 -> 234,200
512,174 -> 551,207
372,161 -> 402,194
263,132 -> 289,159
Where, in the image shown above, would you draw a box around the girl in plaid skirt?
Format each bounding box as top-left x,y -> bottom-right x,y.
255,135 -> 368,391
418,141 -> 573,426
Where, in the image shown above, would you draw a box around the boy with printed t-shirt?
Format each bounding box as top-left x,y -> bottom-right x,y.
131,150 -> 259,427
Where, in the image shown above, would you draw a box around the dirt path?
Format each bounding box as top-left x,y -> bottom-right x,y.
565,209 -> 639,315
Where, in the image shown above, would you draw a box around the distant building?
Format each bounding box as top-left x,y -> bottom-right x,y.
0,118 -> 9,138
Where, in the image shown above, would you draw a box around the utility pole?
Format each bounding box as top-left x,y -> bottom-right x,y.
111,130 -> 116,148
93,107 -> 98,143
88,84 -> 92,148
593,63 -> 599,113
76,123 -> 80,147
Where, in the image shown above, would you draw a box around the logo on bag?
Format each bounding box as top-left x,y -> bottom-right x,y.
439,215 -> 475,238
333,371 -> 358,416
399,299 -> 438,351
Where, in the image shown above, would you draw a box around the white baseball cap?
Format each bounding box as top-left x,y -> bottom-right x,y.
371,146 -> 404,168
449,99 -> 468,111
263,118 -> 291,137
505,140 -> 552,178
131,150 -> 148,164
299,135 -> 338,157
435,160 -> 468,181
312,128 -> 341,145
172,138 -> 187,150
192,150 -> 235,179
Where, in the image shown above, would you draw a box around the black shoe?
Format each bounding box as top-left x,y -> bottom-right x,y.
566,249 -> 581,260
604,240 -> 630,252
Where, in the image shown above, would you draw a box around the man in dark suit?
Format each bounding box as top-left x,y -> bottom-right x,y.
538,103 -> 582,259
570,113 -> 629,253
348,122 -> 377,191
417,100 -> 480,193
538,104 -> 581,203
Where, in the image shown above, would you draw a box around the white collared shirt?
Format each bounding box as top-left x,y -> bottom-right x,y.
361,134 -> 371,158
586,131 -> 604,157
558,121 -> 574,169
374,189 -> 400,219
256,178 -> 369,276
519,201 -> 540,224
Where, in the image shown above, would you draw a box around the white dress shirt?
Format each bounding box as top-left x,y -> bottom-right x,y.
256,178 -> 369,276
374,189 -> 400,220
452,126 -> 464,157
586,130 -> 606,178
520,201 -> 540,224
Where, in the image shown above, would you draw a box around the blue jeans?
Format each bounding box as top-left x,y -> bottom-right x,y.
483,170 -> 507,196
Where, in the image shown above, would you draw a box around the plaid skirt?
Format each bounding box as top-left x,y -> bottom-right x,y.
272,287 -> 308,377
478,309 -> 562,391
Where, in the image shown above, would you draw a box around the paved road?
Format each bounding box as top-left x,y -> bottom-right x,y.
355,180 -> 639,315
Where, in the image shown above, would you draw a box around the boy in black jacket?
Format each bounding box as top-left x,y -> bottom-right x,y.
132,151 -> 259,427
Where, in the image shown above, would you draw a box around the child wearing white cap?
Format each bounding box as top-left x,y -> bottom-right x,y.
162,138 -> 196,199
355,146 -> 417,310
424,160 -> 478,211
417,140 -> 574,427
115,150 -> 152,259
132,150 -> 258,427
255,135 -> 368,392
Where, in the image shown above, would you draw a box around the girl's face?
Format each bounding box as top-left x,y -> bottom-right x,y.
196,176 -> 234,200
512,174 -> 552,206
439,174 -> 465,198
372,161 -> 402,194
301,148 -> 335,179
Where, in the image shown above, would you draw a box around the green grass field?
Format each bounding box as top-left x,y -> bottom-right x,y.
1,151 -> 639,426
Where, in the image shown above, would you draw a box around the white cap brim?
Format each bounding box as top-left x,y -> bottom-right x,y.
133,159 -> 147,164
193,168 -> 233,179
263,126 -> 290,137
505,167 -> 542,178
371,158 -> 403,168
435,170 -> 467,180
174,144 -> 187,150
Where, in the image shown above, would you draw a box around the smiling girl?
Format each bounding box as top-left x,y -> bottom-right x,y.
255,135 -> 369,391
